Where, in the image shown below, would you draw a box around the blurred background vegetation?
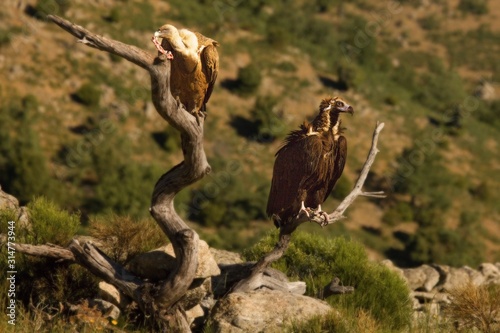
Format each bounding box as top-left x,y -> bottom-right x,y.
0,0 -> 499,270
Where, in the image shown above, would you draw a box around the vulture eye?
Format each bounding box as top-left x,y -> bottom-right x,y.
335,101 -> 344,107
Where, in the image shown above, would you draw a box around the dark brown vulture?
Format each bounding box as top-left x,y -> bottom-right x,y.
266,97 -> 353,228
151,24 -> 219,118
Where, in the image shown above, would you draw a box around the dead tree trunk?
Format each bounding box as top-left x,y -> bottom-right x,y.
10,15 -> 210,331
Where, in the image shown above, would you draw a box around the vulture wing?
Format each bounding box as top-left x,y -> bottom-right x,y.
323,135 -> 347,201
266,131 -> 323,227
200,42 -> 219,111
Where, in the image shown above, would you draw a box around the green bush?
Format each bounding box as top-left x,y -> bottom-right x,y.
244,232 -> 413,331
250,95 -> 286,141
0,199 -> 95,310
382,201 -> 414,226
418,14 -> 441,30
73,83 -> 101,107
25,197 -> 80,245
89,214 -> 167,264
0,96 -> 57,204
33,0 -> 71,20
87,133 -> 163,218
458,0 -> 489,15
235,63 -> 262,96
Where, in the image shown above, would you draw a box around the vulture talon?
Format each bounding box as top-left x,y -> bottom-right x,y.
192,110 -> 206,126
296,201 -> 310,219
313,205 -> 330,226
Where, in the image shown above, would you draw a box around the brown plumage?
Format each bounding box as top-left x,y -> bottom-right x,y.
152,24 -> 219,115
266,97 -> 353,228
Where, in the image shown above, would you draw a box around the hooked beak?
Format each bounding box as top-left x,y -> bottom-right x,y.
154,30 -> 162,38
339,105 -> 354,115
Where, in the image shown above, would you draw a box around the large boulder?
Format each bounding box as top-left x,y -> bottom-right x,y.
402,265 -> 440,291
0,187 -> 19,211
0,187 -> 30,230
479,263 -> 500,284
209,290 -> 332,333
211,248 -> 244,265
127,239 -> 220,281
432,265 -> 474,292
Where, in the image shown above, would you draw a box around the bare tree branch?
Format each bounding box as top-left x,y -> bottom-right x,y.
48,15 -> 154,71
11,242 -> 75,262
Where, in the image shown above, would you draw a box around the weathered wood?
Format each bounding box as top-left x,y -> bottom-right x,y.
12,242 -> 75,262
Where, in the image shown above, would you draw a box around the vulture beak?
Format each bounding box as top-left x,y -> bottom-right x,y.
154,30 -> 162,38
346,105 -> 354,115
337,104 -> 354,115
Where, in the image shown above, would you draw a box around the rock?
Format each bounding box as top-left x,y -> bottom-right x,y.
211,248 -> 243,265
127,239 -> 220,281
126,248 -> 173,281
185,304 -> 205,329
180,278 -> 212,311
478,263 -> 500,280
98,281 -> 128,309
413,291 -> 449,304
210,290 -> 333,333
0,188 -> 31,231
474,80 -> 496,101
402,265 -> 440,291
212,262 -> 301,297
462,266 -> 485,286
0,187 -> 20,211
90,299 -> 120,320
381,259 -> 404,278
433,265 -> 471,292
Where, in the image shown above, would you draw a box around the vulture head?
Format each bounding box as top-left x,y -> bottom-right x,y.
320,97 -> 354,115
152,24 -> 199,60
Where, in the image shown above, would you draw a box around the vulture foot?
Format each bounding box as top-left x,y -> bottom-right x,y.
192,110 -> 206,126
296,201 -> 311,219
313,205 -> 330,226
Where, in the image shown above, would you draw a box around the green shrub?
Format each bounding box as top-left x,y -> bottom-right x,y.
0,96 -> 57,204
87,134 -> 163,218
276,61 -> 297,72
0,200 -> 95,310
382,201 -> 414,226
458,0 -> 489,15
418,14 -> 441,30
235,63 -> 262,96
0,33 -> 10,47
250,95 -> 286,141
33,0 -> 71,20
89,214 -> 167,264
26,197 -> 80,245
336,60 -> 364,90
73,83 -> 101,107
244,232 -> 413,331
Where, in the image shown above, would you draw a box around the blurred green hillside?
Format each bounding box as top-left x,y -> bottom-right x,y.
0,0 -> 499,267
